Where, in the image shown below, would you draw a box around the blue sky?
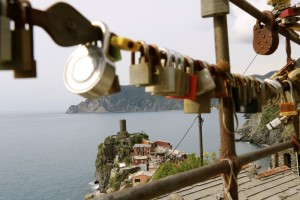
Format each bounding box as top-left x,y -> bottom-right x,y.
1,0 -> 300,113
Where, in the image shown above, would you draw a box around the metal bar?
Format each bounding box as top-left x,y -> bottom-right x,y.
94,141 -> 296,200
94,160 -> 230,200
198,114 -> 204,166
293,115 -> 299,140
229,0 -> 300,45
213,11 -> 239,199
238,141 -> 294,165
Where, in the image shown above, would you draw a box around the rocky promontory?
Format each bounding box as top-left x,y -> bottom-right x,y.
66,72 -> 275,114
236,104 -> 294,146
66,86 -> 184,113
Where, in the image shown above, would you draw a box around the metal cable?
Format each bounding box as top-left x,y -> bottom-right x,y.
150,116 -> 198,179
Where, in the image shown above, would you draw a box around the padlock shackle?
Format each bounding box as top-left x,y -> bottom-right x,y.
159,47 -> 171,68
264,78 -> 282,104
184,56 -> 194,74
283,80 -> 295,102
175,52 -> 185,71
91,21 -> 110,55
137,40 -> 150,63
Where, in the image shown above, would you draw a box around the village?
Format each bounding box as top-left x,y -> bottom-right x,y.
87,118 -> 300,200
89,119 -> 188,197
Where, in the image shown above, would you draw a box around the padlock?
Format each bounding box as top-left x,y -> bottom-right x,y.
195,60 -> 216,95
148,44 -> 161,85
231,74 -> 241,112
129,41 -> 152,87
9,1 -> 36,77
280,80 -> 298,116
146,47 -> 176,95
235,75 -> 246,108
253,10 -> 279,55
64,21 -> 116,99
184,92 -> 212,114
166,56 -> 197,100
144,45 -> 160,94
241,76 -> 259,113
164,50 -> 182,97
209,65 -> 228,98
256,78 -> 267,112
266,116 -> 288,130
288,68 -> 300,85
182,56 -> 197,100
106,75 -> 120,95
0,0 -> 11,62
267,0 -> 291,6
177,53 -> 189,96
265,78 -> 283,105
273,2 -> 291,11
279,6 -> 300,19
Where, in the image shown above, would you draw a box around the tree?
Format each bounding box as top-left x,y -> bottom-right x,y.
152,152 -> 217,181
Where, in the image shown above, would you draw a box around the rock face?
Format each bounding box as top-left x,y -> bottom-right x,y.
95,131 -> 149,192
236,105 -> 293,146
66,86 -> 184,113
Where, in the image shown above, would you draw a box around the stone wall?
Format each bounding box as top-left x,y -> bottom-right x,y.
271,148 -> 299,175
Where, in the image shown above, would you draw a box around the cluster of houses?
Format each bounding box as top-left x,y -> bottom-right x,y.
113,119 -> 188,186
130,139 -> 187,185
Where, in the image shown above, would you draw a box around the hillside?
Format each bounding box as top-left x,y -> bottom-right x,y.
66,72 -> 274,113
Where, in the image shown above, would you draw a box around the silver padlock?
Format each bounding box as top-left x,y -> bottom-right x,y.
0,0 -> 12,62
64,21 -> 116,99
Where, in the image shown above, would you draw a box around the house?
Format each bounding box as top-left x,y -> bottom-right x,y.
133,144 -> 151,156
155,164 -> 300,199
153,140 -> 172,149
271,148 -> 300,175
132,171 -> 155,185
132,155 -> 149,165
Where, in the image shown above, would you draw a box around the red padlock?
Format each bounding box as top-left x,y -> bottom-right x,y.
280,7 -> 300,19
166,56 -> 198,100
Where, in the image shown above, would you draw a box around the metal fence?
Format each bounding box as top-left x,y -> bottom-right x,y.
93,0 -> 300,199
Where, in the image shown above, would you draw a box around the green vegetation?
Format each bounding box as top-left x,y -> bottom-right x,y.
152,153 -> 217,180
257,104 -> 279,133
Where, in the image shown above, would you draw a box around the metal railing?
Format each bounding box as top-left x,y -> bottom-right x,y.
93,1 -> 300,199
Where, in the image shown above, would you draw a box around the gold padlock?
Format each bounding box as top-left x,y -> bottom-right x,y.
147,47 -> 176,95
288,68 -> 300,85
12,1 -> 36,78
129,41 -> 152,87
280,80 -> 298,116
184,92 -> 212,114
195,60 -> 215,95
0,0 -> 12,63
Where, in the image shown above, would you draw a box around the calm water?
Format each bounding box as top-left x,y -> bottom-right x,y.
0,110 -> 270,200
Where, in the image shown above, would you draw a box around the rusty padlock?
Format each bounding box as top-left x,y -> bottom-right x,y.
253,10 -> 279,55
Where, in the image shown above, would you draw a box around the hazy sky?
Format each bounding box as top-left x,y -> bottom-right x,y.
1,0 -> 300,113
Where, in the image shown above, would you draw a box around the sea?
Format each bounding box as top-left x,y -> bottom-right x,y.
0,110 -> 270,200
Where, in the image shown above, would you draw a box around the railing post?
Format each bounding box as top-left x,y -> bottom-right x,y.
212,5 -> 240,200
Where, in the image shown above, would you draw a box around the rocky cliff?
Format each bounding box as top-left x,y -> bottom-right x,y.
237,104 -> 294,145
95,130 -> 149,192
66,85 -> 220,113
66,86 -> 184,113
